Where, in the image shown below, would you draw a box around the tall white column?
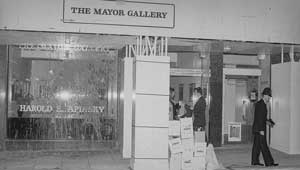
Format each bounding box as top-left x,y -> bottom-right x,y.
131,55 -> 170,170
122,57 -> 133,158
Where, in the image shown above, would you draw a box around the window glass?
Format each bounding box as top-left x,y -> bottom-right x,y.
7,46 -> 118,140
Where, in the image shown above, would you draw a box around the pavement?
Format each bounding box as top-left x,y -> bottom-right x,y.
0,144 -> 300,170
0,150 -> 129,170
215,144 -> 300,170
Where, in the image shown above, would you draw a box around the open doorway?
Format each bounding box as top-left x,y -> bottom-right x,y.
223,75 -> 259,144
168,40 -> 211,136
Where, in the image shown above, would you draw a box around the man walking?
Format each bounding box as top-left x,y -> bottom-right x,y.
193,87 -> 206,132
251,87 -> 278,167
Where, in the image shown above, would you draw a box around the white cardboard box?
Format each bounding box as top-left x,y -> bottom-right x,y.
180,118 -> 193,139
182,138 -> 194,152
169,137 -> 183,154
194,131 -> 206,143
192,156 -> 206,170
169,153 -> 181,170
182,151 -> 193,170
194,142 -> 207,157
169,120 -> 181,137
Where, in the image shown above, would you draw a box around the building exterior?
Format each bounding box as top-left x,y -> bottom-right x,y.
0,1 -> 300,169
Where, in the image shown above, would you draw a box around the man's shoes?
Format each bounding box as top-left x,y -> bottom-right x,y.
251,163 -> 264,166
266,163 -> 279,167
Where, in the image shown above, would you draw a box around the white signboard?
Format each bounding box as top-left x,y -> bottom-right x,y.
63,0 -> 175,28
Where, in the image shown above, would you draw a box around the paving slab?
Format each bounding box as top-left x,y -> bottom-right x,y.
62,156 -> 90,170
34,156 -> 61,170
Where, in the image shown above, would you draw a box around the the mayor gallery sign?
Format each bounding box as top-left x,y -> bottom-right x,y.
63,0 -> 175,28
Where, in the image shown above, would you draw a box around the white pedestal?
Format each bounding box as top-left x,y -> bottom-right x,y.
131,55 -> 170,170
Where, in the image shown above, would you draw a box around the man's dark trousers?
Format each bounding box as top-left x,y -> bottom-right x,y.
251,132 -> 274,166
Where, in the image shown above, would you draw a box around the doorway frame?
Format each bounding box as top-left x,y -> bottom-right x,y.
222,68 -> 261,145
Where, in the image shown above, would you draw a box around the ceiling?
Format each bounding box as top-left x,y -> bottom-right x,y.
0,30 -> 299,55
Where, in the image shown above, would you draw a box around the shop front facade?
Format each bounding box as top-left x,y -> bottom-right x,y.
1,0 -> 300,159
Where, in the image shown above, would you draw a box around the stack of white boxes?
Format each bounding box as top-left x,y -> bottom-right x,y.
168,118 -> 207,170
168,120 -> 182,170
181,118 -> 194,170
193,131 -> 206,170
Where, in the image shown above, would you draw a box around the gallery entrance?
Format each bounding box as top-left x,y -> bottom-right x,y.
223,76 -> 259,144
168,41 -> 211,137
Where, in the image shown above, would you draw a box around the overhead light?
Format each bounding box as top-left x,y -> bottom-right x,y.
200,51 -> 207,58
55,90 -> 73,101
0,90 -> 5,99
258,54 -> 266,60
258,47 -> 270,60
49,70 -> 54,75
193,43 -> 211,58
224,46 -> 231,52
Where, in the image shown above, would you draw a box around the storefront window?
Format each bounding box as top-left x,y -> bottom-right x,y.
7,46 -> 118,141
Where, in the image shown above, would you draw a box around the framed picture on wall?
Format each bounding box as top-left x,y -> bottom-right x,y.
228,122 -> 242,142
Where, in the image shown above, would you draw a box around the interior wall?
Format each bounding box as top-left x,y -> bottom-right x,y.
260,54 -> 271,97
271,63 -> 291,153
223,79 -> 251,133
175,52 -> 210,70
290,62 -> 300,154
1,0 -> 300,43
224,55 -> 259,66
223,79 -> 236,134
234,80 -> 248,123
245,78 -> 257,125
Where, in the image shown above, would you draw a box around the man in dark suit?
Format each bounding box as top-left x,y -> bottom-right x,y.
193,87 -> 206,132
251,87 -> 278,167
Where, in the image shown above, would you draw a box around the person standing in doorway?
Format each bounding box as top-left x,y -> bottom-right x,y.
251,87 -> 278,167
193,87 -> 206,131
169,87 -> 180,120
169,87 -> 175,120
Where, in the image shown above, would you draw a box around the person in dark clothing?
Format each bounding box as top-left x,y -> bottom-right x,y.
169,87 -> 180,120
251,87 -> 278,167
193,87 -> 206,131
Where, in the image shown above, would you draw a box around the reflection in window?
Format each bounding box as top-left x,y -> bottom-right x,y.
7,46 -> 117,141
